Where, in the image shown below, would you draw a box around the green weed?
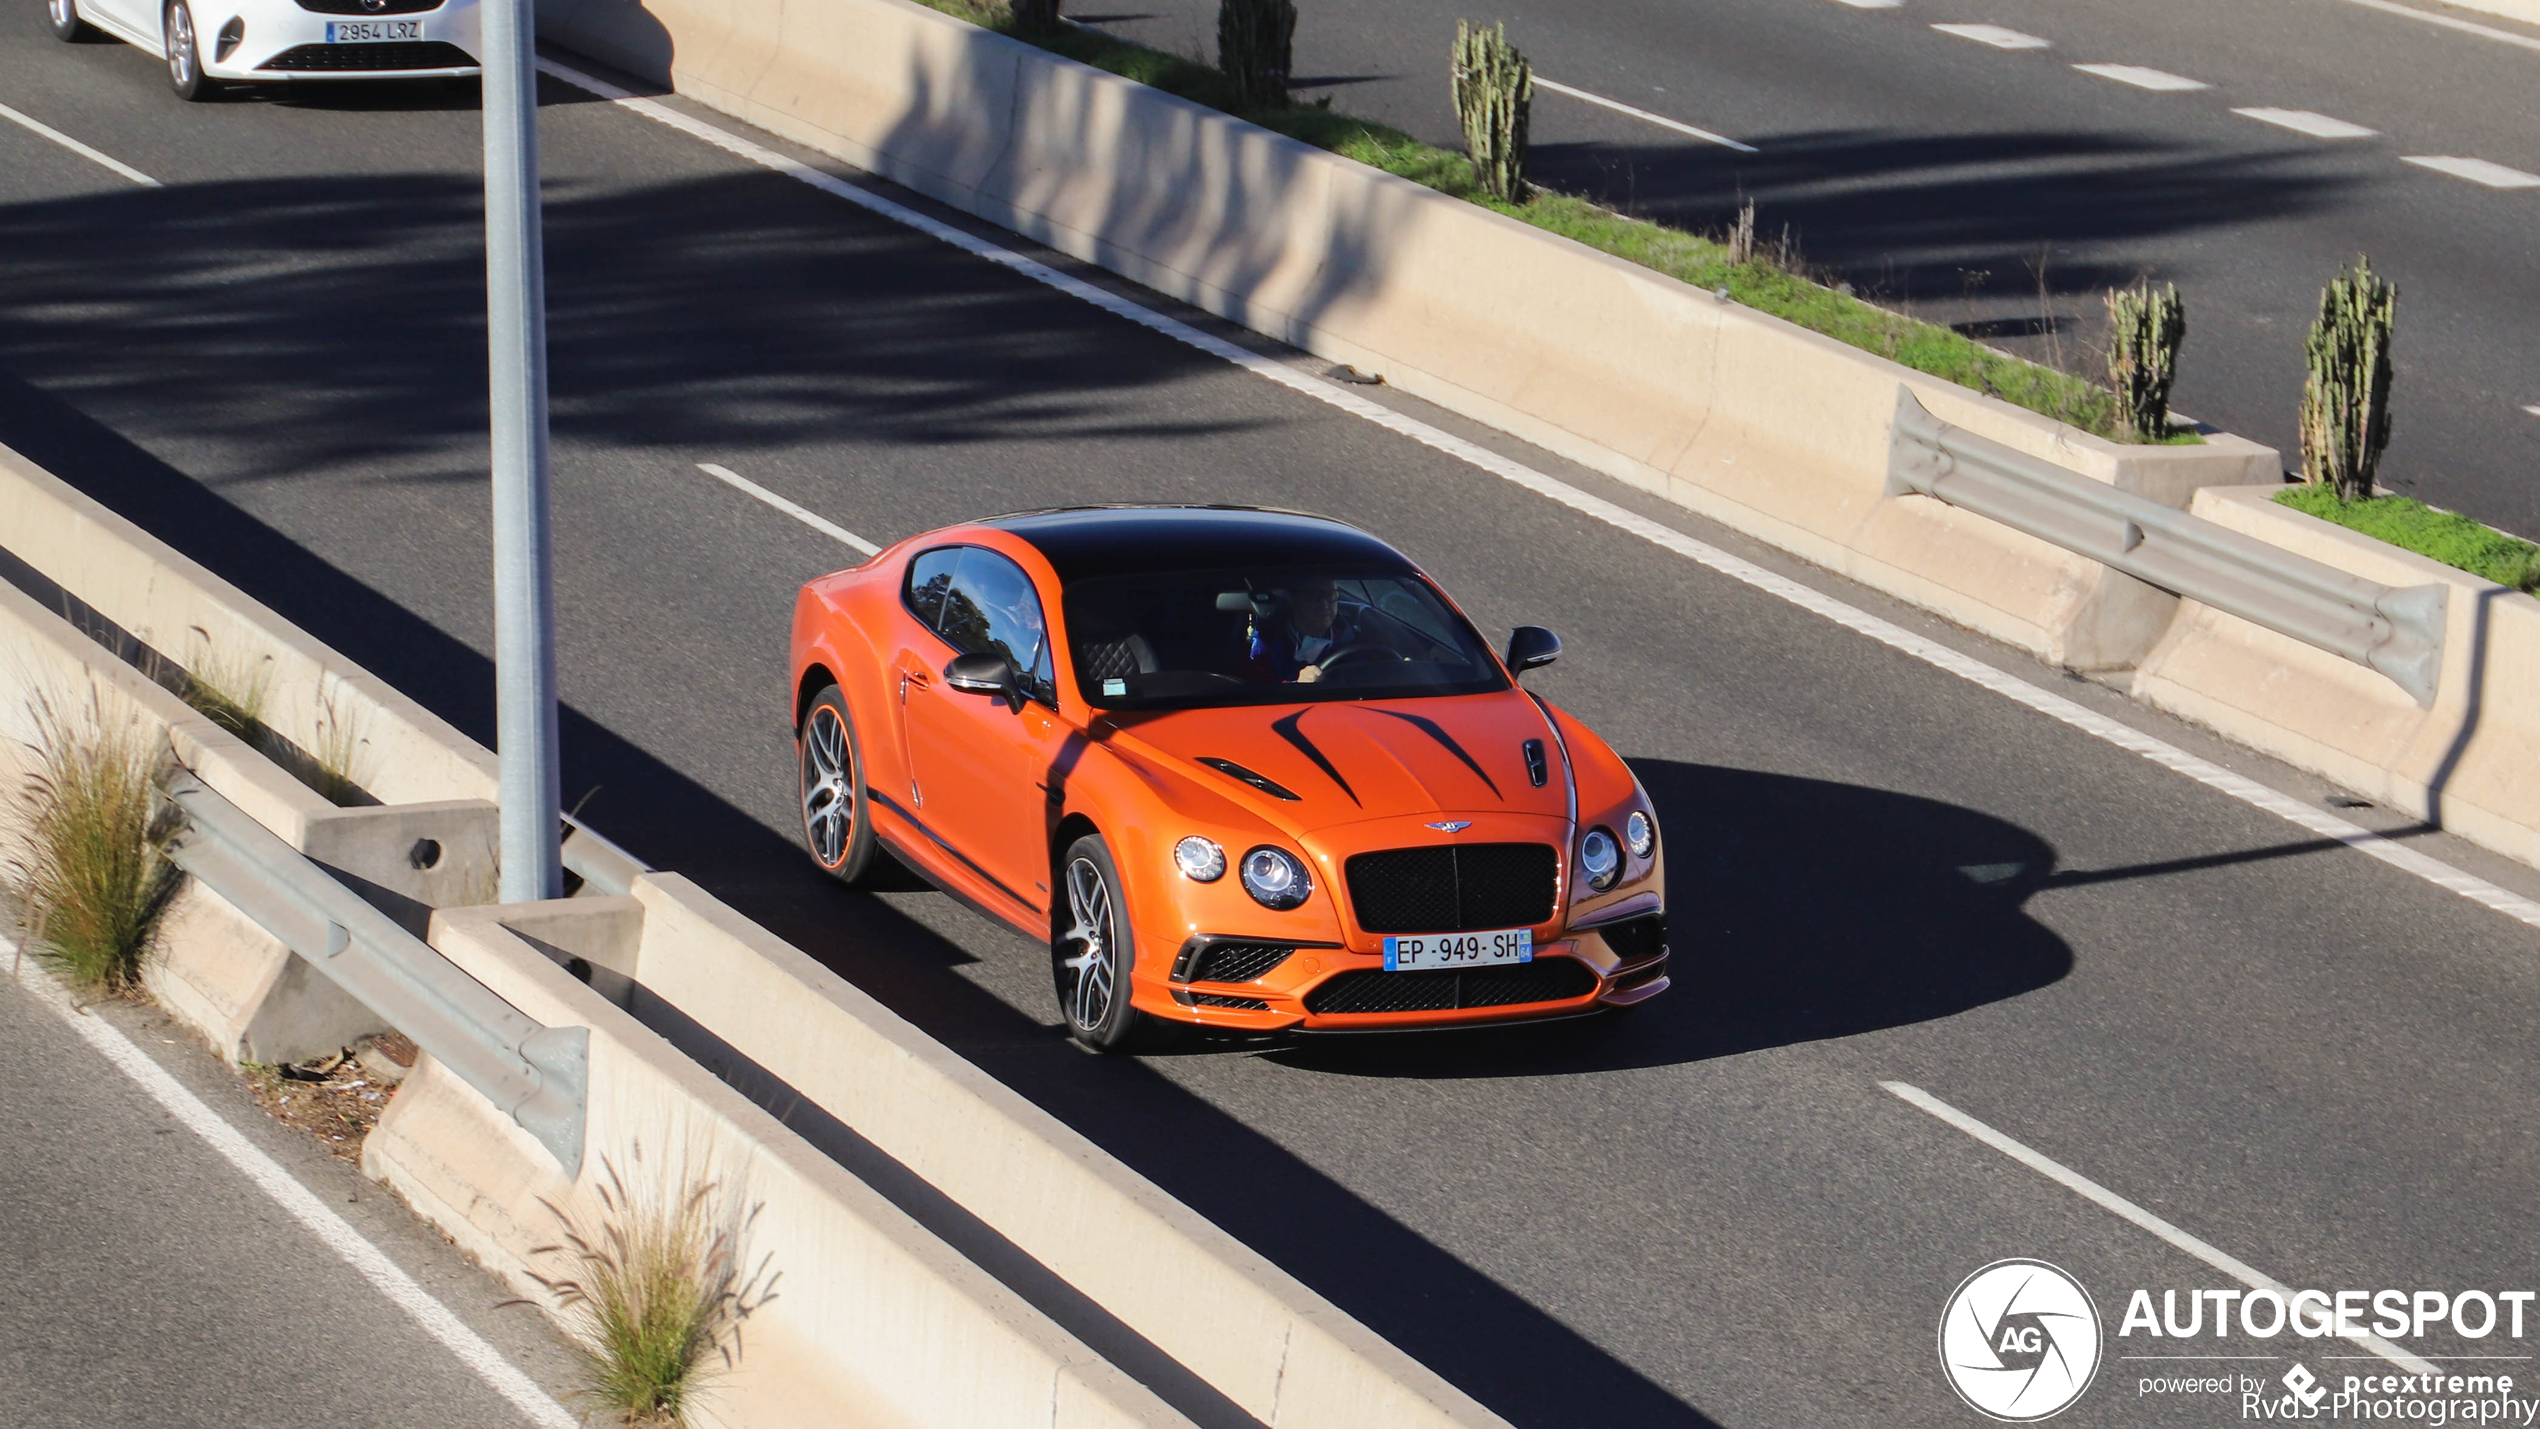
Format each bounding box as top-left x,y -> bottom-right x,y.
5,686 -> 181,994
2275,486 -> 2540,594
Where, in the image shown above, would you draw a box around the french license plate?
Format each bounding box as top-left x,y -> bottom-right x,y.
325,19 -> 422,41
1382,927 -> 1533,971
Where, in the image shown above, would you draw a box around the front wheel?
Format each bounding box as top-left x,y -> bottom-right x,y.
164,0 -> 218,100
48,0 -> 92,42
1053,834 -> 1151,1052
798,686 -> 879,885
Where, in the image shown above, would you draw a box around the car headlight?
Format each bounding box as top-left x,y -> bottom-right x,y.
1625,810 -> 1655,860
1580,827 -> 1621,891
1239,846 -> 1311,909
1175,836 -> 1226,882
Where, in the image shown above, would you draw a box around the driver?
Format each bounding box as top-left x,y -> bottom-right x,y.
1244,578 -> 1366,684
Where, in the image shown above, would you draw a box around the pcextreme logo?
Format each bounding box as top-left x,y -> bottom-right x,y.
1940,1260 -> 2105,1422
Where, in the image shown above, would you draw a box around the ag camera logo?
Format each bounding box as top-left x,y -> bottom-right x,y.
1939,1259 -> 2104,1421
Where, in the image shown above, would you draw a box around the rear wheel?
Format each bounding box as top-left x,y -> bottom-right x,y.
164,0 -> 218,100
48,0 -> 92,42
1054,834 -> 1151,1052
798,686 -> 878,884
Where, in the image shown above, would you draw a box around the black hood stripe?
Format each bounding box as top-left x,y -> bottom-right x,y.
1271,710 -> 1359,806
1370,708 -> 1502,800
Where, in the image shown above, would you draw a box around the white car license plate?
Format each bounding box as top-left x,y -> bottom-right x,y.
1382,927 -> 1533,971
325,19 -> 422,41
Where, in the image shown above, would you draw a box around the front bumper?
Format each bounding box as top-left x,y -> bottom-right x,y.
1149,907 -> 1670,1033
198,0 -> 480,80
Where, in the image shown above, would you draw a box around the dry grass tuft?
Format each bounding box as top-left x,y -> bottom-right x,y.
519,1154 -> 779,1428
4,685 -> 181,993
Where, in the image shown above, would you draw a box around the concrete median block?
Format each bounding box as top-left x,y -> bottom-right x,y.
2136,485 -> 2540,869
371,902 -> 1195,1429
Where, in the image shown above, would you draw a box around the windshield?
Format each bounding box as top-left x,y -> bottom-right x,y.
1063,568 -> 1508,709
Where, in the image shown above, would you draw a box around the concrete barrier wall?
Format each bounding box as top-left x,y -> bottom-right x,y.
371,902 -> 1194,1429
2135,487 -> 2540,868
0,442 -> 495,809
622,871 -> 1513,1429
538,0 -> 2279,669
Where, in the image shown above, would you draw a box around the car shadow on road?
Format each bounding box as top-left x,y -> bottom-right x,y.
1264,758 -> 2072,1080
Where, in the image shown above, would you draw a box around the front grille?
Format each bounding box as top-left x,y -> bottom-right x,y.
1182,940 -> 1293,984
1343,843 -> 1557,933
1304,957 -> 1597,1015
293,0 -> 441,14
1176,990 -> 1271,1011
1593,912 -> 1666,963
261,40 -> 475,70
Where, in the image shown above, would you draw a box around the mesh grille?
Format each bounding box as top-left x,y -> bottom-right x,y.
1594,913 -> 1666,963
1188,941 -> 1293,983
293,0 -> 442,14
1343,843 -> 1556,933
260,40 -> 474,69
1304,957 -> 1597,1015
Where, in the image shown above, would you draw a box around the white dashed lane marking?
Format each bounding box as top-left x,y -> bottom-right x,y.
0,101 -> 159,186
2403,155 -> 2540,188
2233,107 -> 2379,139
696,463 -> 882,553
1931,22 -> 2051,48
2072,62 -> 2208,90
1829,0 -> 1903,8
1532,78 -> 1758,152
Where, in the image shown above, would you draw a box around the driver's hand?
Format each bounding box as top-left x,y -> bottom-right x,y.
1296,665 -> 1323,684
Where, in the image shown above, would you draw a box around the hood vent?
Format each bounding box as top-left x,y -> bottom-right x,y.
1523,739 -> 1547,788
1198,757 -> 1301,802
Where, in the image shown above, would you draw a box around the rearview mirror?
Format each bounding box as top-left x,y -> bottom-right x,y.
943,652 -> 1017,697
1505,626 -> 1561,675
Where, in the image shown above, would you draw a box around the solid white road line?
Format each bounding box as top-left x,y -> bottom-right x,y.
2330,0 -> 2540,54
2233,107 -> 2379,140
543,56 -> 2540,941
5,956 -> 577,1429
695,463 -> 881,553
0,101 -> 159,186
2402,155 -> 2540,188
2071,62 -> 2210,91
1882,1082 -> 2440,1377
1931,22 -> 2052,48
1532,78 -> 1760,152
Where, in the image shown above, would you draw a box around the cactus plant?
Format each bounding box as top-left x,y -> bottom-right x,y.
2298,256 -> 2397,501
1451,20 -> 1531,204
2104,278 -> 2186,442
1218,0 -> 1296,110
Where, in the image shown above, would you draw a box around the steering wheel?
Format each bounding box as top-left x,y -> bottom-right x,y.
1315,642 -> 1407,673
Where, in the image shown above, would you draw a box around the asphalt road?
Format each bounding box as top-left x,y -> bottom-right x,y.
1097,0 -> 2540,535
0,966 -> 581,1428
3,18 -> 2539,1429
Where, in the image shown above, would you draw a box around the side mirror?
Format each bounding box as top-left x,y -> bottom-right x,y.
1505,625 -> 1561,675
943,652 -> 1017,698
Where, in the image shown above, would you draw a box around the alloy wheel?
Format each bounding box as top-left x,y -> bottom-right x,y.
166,3 -> 195,84
800,705 -> 854,866
1059,857 -> 1116,1031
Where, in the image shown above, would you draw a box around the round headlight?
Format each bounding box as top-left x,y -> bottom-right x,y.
1580,827 -> 1621,891
1175,836 -> 1226,882
1625,810 -> 1655,860
1239,846 -> 1312,909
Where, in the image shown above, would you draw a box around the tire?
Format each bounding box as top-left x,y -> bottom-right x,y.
164,0 -> 218,100
1053,834 -> 1152,1052
48,0 -> 92,42
797,686 -> 879,885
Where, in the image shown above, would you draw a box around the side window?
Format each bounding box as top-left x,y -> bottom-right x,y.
905,546 -> 961,631
942,549 -> 1057,704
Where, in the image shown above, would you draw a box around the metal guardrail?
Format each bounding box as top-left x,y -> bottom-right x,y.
1886,389 -> 2447,705
164,772 -> 588,1176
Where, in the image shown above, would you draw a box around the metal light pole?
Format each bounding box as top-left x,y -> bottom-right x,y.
480,0 -> 562,903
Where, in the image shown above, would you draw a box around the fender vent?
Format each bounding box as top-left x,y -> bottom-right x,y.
1198,757 -> 1300,801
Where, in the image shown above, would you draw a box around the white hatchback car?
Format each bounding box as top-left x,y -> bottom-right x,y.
51,0 -> 480,100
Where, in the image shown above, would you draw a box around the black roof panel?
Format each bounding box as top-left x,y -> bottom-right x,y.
984,505 -> 1413,582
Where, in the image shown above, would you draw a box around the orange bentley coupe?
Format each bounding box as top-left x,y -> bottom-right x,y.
789,506 -> 1667,1050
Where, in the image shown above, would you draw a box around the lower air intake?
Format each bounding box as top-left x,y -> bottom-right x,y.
1304,957 -> 1597,1015
261,40 -> 474,70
